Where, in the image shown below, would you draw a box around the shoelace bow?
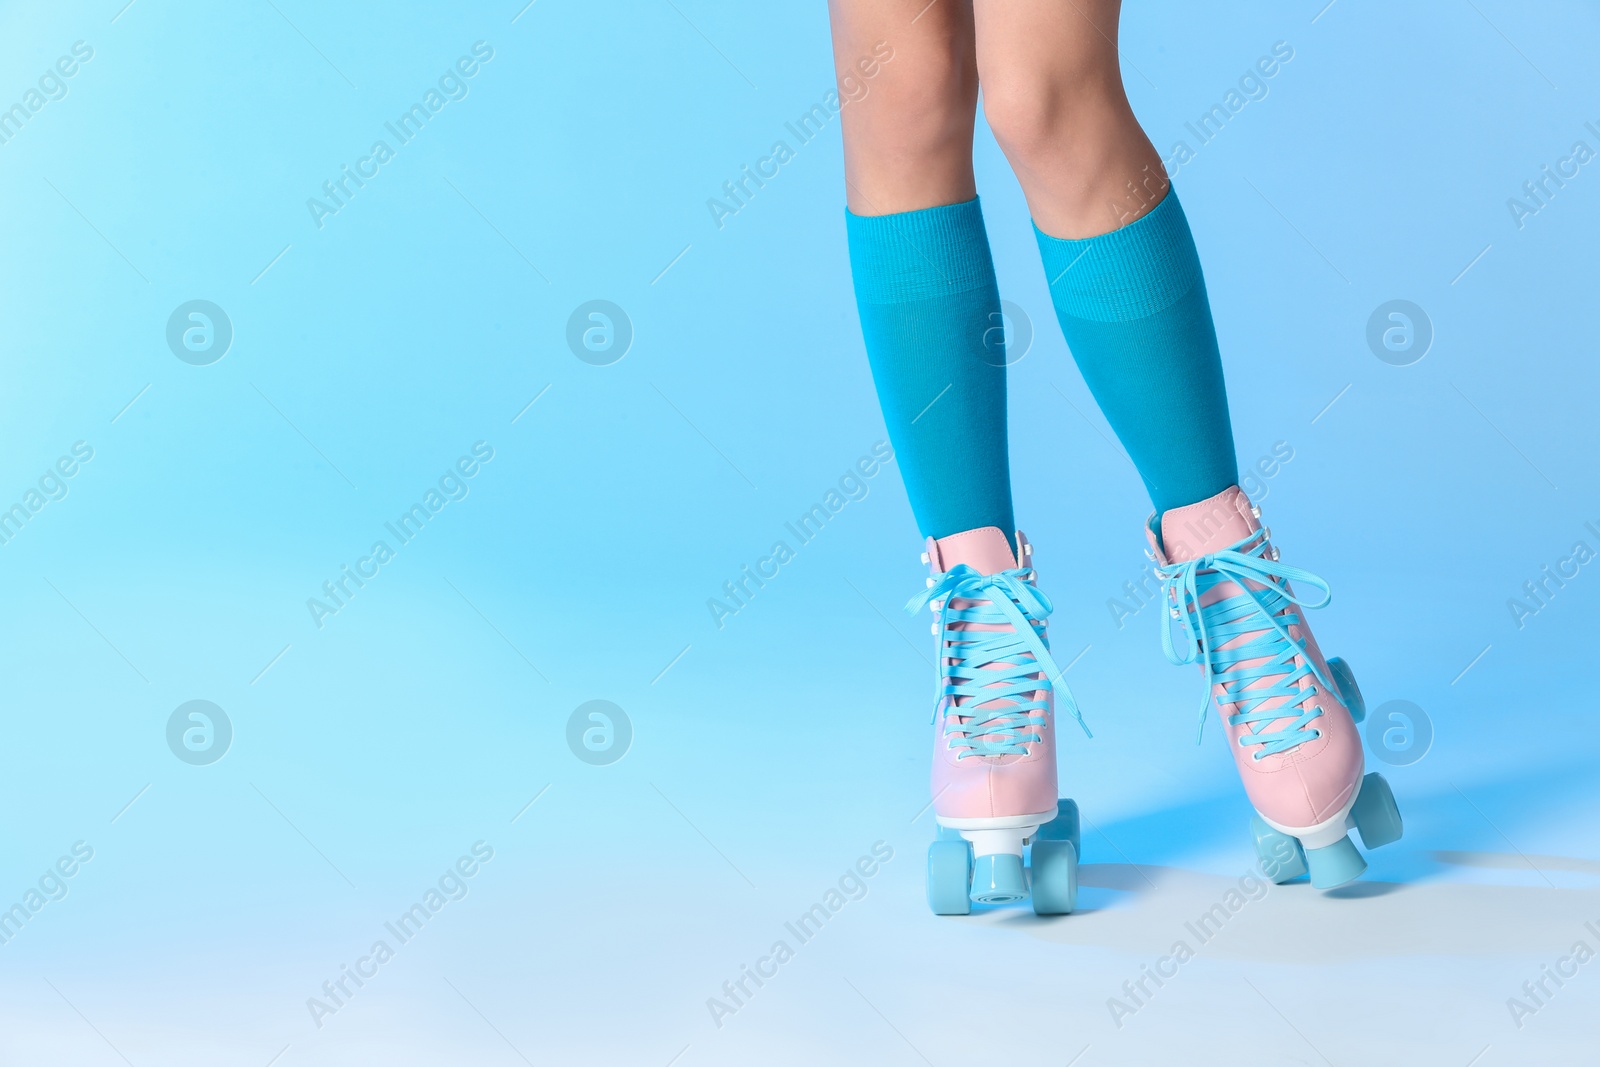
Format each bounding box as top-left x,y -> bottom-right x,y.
1158,529 -> 1336,758
905,564 -> 1090,758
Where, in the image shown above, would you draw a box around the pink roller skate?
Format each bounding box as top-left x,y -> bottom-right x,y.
905,526 -> 1089,915
1149,486 -> 1402,889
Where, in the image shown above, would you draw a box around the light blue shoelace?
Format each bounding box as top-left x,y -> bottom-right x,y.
1158,530 -> 1336,759
904,564 -> 1090,759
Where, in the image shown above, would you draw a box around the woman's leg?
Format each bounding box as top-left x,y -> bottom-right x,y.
835,2 -> 1083,917
974,0 -> 1238,517
831,0 -> 1016,543
973,3 -> 1399,889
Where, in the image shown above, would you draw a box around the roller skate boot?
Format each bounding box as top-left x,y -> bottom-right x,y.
905,526 -> 1090,915
1148,486 -> 1402,889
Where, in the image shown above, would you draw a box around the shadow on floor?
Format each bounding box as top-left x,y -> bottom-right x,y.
961,761 -> 1600,960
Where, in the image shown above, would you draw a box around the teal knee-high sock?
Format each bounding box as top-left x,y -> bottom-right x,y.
847,197 -> 1015,541
1034,189 -> 1238,515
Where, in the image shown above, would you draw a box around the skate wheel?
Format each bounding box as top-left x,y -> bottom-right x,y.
926,840 -> 972,915
1305,834 -> 1367,889
1327,656 -> 1365,724
1350,771 -> 1403,850
1036,798 -> 1082,858
1250,815 -> 1307,884
969,853 -> 1027,905
1030,839 -> 1077,915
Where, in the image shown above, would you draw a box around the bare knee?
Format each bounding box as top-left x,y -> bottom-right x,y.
840,42 -> 978,210
979,62 -> 1123,172
849,90 -> 975,173
978,56 -> 1166,234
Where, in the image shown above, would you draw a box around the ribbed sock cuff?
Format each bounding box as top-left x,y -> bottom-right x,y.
1034,188 -> 1204,322
846,197 -> 997,304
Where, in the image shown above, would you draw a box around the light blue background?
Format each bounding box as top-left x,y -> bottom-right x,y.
1,1 -> 1597,1063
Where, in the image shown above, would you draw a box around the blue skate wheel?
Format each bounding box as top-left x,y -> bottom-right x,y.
1030,838 -> 1077,916
1350,772 -> 1403,850
969,853 -> 1027,905
1036,798 -> 1082,858
1305,834 -> 1367,889
926,840 -> 972,915
1327,656 -> 1365,724
1250,815 -> 1307,884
